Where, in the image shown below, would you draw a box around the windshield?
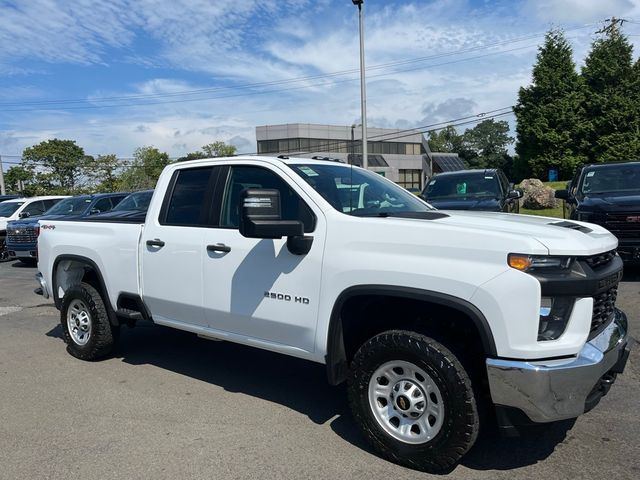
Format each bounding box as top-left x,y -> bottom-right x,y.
290,163 -> 433,216
424,172 -> 500,200
45,197 -> 92,215
580,164 -> 640,194
113,191 -> 153,211
0,202 -> 23,217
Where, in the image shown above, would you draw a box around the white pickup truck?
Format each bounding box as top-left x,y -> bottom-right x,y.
36,156 -> 630,472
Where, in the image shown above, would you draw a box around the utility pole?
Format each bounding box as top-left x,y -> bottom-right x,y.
0,155 -> 6,195
597,16 -> 625,36
353,0 -> 368,170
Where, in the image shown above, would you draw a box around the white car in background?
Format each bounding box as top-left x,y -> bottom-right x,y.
0,195 -> 68,261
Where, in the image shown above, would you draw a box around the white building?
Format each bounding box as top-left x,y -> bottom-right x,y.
255,123 -> 463,190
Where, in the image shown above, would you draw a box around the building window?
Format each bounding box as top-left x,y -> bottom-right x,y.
398,169 -> 422,190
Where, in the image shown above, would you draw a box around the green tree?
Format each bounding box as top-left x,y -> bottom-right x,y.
427,126 -> 464,153
116,146 -> 172,191
87,154 -> 122,192
21,139 -> 89,193
202,141 -> 236,157
514,29 -> 587,179
177,141 -> 237,162
461,119 -> 514,170
3,165 -> 34,194
176,151 -> 208,162
581,21 -> 640,162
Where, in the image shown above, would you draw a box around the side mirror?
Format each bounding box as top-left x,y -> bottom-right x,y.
555,190 -> 569,200
508,189 -> 523,199
18,211 -> 31,219
89,208 -> 101,215
239,189 -> 313,254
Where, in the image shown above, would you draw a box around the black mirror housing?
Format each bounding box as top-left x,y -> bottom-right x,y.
555,189 -> 569,200
508,189 -> 523,200
239,189 -> 303,239
19,211 -> 31,219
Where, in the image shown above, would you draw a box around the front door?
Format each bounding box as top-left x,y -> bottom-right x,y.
202,163 -> 325,353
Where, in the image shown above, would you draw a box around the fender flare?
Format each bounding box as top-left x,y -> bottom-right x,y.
324,285 -> 497,385
51,254 -> 118,326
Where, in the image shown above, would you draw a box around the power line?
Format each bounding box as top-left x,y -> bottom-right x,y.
0,43 -> 544,113
269,108 -> 514,155
0,107 -> 515,167
0,24 -> 594,108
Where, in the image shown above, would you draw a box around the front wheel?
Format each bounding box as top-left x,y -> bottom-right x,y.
347,330 -> 479,473
60,282 -> 117,360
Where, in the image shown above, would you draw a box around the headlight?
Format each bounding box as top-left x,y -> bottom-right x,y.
576,212 -> 592,221
508,254 -> 573,272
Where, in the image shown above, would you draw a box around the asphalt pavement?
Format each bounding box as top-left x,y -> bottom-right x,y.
0,259 -> 638,480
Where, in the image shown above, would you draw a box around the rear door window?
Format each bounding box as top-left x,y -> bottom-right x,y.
22,201 -> 46,216
162,167 -> 214,226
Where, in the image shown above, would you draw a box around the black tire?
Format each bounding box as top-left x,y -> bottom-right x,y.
19,258 -> 38,267
60,282 -> 116,361
347,330 -> 479,473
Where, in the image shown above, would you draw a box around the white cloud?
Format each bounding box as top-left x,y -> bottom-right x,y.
1,0 -> 640,160
523,0 -> 639,23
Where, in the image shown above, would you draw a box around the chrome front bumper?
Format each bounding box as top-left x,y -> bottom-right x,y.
486,309 -> 630,423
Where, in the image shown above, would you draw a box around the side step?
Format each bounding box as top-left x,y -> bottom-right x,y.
115,308 -> 144,321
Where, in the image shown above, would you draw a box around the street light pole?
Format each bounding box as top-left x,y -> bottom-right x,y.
353,0 -> 368,170
0,155 -> 6,195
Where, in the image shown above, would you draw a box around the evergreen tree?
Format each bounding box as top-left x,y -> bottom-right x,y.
581,20 -> 639,163
514,30 -> 587,179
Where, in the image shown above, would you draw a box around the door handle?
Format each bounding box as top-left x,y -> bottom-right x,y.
207,243 -> 231,253
146,239 -> 165,248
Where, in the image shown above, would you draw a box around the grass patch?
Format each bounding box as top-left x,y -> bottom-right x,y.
520,206 -> 564,218
544,181 -> 569,190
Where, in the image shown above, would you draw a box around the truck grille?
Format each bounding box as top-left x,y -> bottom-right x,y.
603,212 -> 640,239
7,226 -> 37,244
589,285 -> 618,339
584,250 -> 616,270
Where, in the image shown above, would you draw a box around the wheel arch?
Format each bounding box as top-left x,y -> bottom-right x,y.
325,285 -> 497,385
52,254 -> 118,326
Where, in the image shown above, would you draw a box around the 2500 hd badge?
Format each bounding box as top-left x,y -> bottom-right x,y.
264,291 -> 310,304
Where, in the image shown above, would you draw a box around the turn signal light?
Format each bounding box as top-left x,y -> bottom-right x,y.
507,254 -> 532,271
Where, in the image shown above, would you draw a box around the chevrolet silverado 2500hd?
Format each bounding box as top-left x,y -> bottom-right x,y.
35,156 -> 631,472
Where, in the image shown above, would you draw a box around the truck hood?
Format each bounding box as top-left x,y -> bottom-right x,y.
426,198 -> 501,211
375,211 -> 617,256
578,192 -> 640,212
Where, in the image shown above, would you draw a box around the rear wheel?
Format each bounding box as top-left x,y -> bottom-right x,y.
60,282 -> 116,360
347,330 -> 479,473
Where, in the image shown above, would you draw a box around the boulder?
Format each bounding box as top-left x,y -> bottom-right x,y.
519,178 -> 559,209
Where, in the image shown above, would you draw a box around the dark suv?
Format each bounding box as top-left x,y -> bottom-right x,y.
555,161 -> 640,262
421,168 -> 522,213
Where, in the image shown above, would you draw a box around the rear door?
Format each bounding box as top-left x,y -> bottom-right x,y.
201,162 -> 326,353
141,166 -> 218,328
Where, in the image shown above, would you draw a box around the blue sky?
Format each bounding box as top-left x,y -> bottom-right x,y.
1,0 -> 639,163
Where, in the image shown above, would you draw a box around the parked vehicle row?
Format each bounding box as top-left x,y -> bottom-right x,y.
0,190 -> 153,263
0,196 -> 68,262
34,156 -> 630,472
